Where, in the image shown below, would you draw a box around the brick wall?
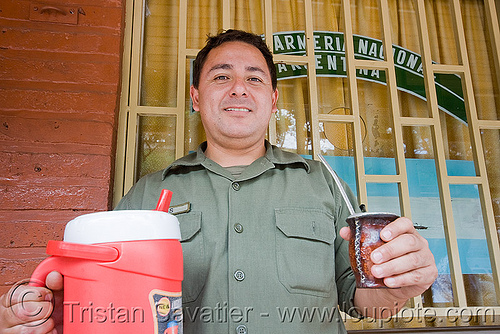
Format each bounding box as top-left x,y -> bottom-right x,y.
0,0 -> 125,294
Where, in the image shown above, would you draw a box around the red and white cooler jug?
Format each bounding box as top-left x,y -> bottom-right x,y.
30,209 -> 183,333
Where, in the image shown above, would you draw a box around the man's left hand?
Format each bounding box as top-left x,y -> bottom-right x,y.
340,217 -> 438,302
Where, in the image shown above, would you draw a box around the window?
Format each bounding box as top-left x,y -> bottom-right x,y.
115,0 -> 500,328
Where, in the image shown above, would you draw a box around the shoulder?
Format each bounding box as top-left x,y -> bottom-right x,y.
115,169 -> 166,210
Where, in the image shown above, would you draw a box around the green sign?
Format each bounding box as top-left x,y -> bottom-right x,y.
272,31 -> 466,123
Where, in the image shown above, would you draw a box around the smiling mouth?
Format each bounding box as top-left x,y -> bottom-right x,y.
224,107 -> 251,112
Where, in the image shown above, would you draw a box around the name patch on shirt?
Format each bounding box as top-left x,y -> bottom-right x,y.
168,202 -> 191,215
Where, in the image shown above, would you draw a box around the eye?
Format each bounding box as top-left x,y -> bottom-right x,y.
214,75 -> 229,81
248,77 -> 263,83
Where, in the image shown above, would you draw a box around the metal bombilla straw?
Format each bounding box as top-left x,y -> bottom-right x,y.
317,154 -> 356,215
317,154 -> 367,283
317,154 -> 427,230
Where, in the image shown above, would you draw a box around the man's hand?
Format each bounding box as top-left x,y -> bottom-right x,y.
0,271 -> 63,334
340,217 -> 438,318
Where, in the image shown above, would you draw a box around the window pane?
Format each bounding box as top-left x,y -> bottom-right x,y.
313,0 -> 342,32
184,58 -> 205,155
273,0 -> 306,33
388,1 -> 431,119
451,184 -> 498,306
319,122 -> 358,198
136,115 -> 176,181
357,76 -> 397,175
366,182 -> 401,215
232,0 -> 265,33
318,77 -> 352,115
141,0 -> 179,107
481,129 -> 500,234
321,121 -> 356,155
461,0 -> 500,121
403,125 -> 453,307
433,73 -> 477,177
186,0 -> 222,49
397,81 -> 431,118
425,0 -> 460,65
276,77 -> 311,155
351,0 -> 383,60
440,115 -> 476,177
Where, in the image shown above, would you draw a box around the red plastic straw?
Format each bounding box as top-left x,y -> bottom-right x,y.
155,189 -> 173,212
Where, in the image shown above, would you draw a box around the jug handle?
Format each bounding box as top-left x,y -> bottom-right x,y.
29,241 -> 120,287
29,256 -> 62,287
46,240 -> 119,262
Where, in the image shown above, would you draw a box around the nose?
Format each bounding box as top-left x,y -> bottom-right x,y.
230,78 -> 247,97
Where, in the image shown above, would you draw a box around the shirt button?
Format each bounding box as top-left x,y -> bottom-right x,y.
236,324 -> 247,334
234,223 -> 243,233
234,270 -> 245,281
232,182 -> 240,191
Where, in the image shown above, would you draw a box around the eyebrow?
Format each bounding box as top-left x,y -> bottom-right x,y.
208,63 -> 232,72
208,63 -> 267,75
246,66 -> 266,75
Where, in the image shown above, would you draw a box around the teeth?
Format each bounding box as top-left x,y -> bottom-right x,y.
225,108 -> 250,112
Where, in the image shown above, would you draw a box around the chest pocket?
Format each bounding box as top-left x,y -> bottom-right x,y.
178,211 -> 207,303
275,208 -> 336,297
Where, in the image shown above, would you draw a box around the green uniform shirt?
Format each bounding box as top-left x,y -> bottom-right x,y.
116,141 -> 361,333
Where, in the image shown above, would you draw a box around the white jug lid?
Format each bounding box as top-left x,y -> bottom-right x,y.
64,210 -> 181,244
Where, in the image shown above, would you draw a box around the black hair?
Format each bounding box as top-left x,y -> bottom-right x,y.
192,29 -> 277,90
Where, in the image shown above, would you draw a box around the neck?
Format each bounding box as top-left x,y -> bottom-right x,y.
204,140 -> 267,167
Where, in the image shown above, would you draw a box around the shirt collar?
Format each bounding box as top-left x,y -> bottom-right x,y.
162,140 -> 310,180
262,140 -> 310,172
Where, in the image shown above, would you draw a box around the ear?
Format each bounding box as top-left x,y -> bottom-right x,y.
271,88 -> 279,113
190,85 -> 200,111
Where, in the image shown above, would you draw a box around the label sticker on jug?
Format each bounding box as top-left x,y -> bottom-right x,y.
149,289 -> 182,334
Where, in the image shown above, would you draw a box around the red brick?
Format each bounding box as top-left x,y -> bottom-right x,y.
0,210 -> 100,248
0,248 -> 48,285
0,78 -> 119,93
0,209 -> 95,224
0,18 -> 121,38
0,57 -> 120,89
0,1 -> 124,29
0,115 -> 114,146
0,139 -> 115,155
0,248 -> 47,260
0,89 -> 119,117
0,221 -> 65,248
0,27 -> 121,55
1,108 -> 116,124
0,152 -> 111,181
0,0 -> 30,21
1,176 -> 110,188
0,185 -> 110,210
1,47 -> 120,64
74,5 -> 124,31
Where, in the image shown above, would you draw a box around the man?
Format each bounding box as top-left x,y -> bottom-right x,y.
0,29 -> 437,333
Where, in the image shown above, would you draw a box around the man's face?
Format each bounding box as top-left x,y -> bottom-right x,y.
190,41 -> 278,148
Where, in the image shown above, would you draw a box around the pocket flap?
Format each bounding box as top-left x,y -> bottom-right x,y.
178,212 -> 202,242
275,208 -> 335,244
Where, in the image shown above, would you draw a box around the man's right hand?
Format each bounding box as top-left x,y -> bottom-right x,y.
0,271 -> 63,334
